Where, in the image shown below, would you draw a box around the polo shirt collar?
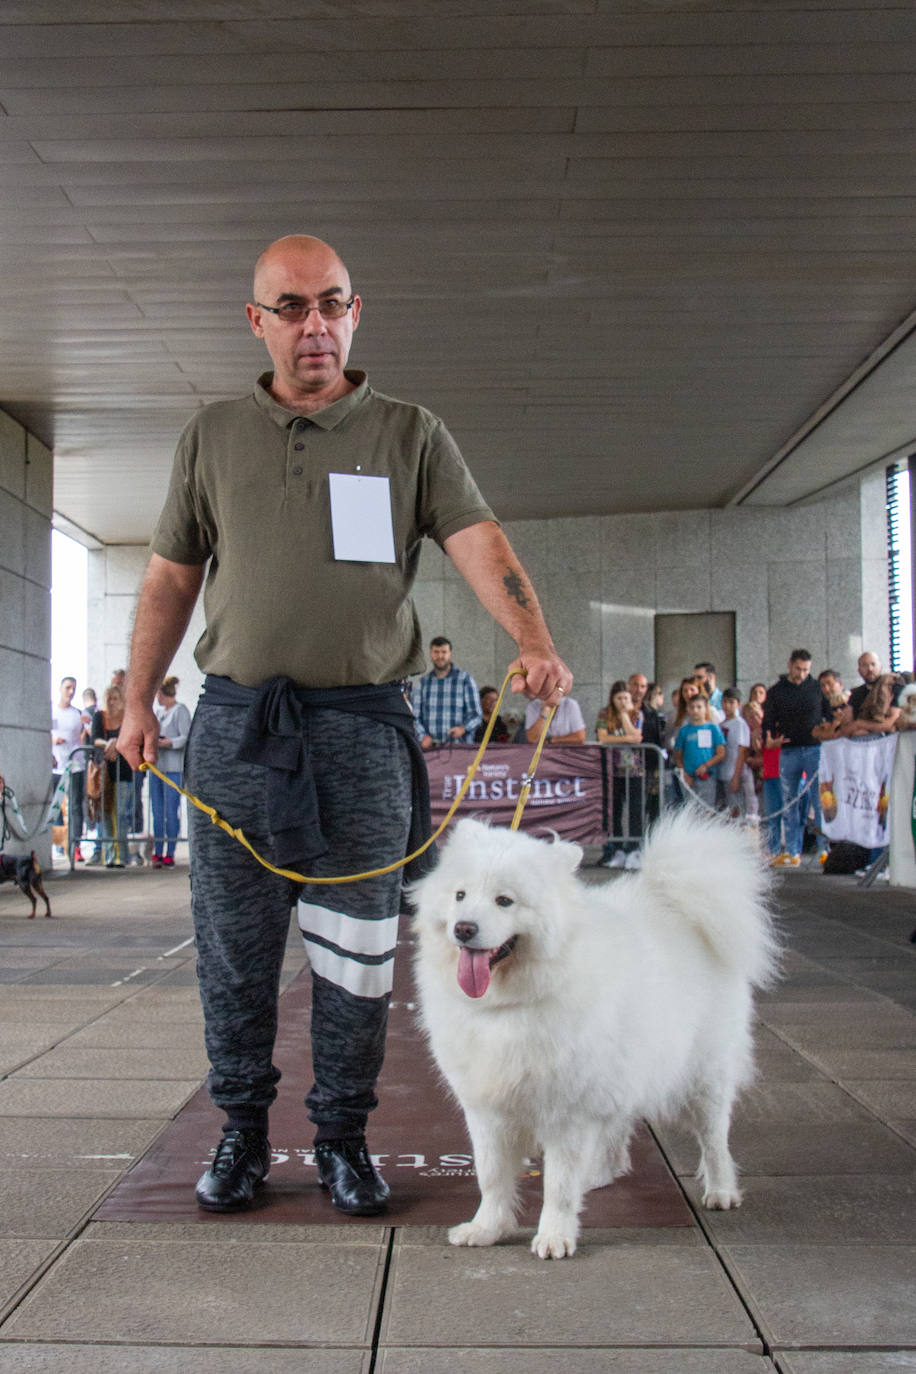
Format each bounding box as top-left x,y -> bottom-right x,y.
253,370 -> 369,430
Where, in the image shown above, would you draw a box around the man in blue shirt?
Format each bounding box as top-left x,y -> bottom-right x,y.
414,637 -> 482,749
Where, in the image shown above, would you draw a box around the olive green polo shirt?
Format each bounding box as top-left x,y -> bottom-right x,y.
151,371 -> 495,689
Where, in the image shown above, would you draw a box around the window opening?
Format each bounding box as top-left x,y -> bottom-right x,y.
886,461 -> 913,673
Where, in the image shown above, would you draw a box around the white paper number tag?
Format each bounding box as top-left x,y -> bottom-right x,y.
328,473 -> 396,563
697,728 -> 713,748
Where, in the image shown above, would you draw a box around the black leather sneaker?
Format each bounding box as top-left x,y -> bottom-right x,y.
195,1128 -> 271,1212
314,1138 -> 390,1215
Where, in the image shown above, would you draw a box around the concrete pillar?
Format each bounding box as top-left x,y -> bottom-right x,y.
909,454 -> 916,673
0,409 -> 53,864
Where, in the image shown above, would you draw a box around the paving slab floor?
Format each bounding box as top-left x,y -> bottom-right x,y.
0,855 -> 913,1371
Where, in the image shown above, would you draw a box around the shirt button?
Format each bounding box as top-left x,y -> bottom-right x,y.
292,465 -> 303,476
294,442 -> 304,450
296,419 -> 307,431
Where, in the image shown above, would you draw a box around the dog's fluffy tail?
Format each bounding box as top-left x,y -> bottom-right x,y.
638,808 -> 779,989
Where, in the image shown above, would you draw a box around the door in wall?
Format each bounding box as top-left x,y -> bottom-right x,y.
654,611 -> 736,712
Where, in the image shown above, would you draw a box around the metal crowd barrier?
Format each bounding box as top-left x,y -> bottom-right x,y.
595,741 -> 668,851
58,745 -> 189,871
55,737 -> 717,870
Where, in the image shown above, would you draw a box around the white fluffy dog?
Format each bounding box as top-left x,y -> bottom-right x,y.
411,809 -> 777,1259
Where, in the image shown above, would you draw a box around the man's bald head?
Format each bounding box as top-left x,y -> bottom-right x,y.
253,235 -> 352,300
246,234 -> 361,411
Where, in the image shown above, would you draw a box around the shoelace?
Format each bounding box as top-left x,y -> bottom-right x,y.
212,1131 -> 263,1176
319,1140 -> 374,1177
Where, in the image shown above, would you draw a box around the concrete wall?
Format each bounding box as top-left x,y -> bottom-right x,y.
87,474 -> 891,741
416,476 -> 888,735
87,544 -> 206,713
0,409 -> 53,862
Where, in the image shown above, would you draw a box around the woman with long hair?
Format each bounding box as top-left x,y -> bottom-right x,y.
92,684 -> 134,868
663,676 -> 707,752
597,680 -> 644,870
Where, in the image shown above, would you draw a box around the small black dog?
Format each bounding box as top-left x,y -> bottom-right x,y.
0,851 -> 52,918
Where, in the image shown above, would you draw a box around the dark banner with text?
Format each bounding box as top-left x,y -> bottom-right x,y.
425,742 -> 607,845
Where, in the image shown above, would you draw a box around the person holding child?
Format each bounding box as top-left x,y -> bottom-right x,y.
844,673 -> 902,736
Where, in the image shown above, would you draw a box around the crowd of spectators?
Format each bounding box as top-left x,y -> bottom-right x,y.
409,637 -> 915,869
47,641 -> 916,878
50,669 -> 190,869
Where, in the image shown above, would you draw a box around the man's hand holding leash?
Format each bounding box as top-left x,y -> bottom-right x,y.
117,704 -> 160,772
118,553 -> 205,772
508,648 -> 573,708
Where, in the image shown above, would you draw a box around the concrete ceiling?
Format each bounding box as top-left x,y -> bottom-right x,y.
1,1 -> 916,545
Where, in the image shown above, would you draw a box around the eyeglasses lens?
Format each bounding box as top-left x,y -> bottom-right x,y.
276,300 -> 350,322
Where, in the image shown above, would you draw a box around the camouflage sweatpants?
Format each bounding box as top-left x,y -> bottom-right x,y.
184,701 -> 412,1137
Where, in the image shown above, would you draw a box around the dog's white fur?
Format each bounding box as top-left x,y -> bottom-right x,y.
411,809 -> 778,1259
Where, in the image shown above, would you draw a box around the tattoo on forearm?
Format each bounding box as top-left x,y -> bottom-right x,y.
503,567 -> 533,613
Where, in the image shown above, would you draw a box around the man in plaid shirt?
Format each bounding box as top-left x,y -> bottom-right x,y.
414,637 -> 482,750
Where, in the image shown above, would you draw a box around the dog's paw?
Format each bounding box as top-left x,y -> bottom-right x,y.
531,1231 -> 577,1260
702,1187 -> 742,1211
448,1221 -> 500,1248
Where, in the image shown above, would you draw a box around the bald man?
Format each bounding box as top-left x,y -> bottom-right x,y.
839,650 -> 900,736
119,235 -> 572,1218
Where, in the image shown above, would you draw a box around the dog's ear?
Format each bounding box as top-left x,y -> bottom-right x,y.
545,835 -> 583,874
452,817 -> 487,841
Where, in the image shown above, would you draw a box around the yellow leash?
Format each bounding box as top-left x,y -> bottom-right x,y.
139,669 -> 557,885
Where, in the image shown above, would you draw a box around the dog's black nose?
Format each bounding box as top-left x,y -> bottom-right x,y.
454,921 -> 478,944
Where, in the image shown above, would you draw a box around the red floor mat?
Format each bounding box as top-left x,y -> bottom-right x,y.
95,920 -> 693,1229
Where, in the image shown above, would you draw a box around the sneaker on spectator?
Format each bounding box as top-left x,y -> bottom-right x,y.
73,845 -> 84,862
608,851 -> 628,869
785,854 -> 801,867
624,851 -> 642,870
769,852 -> 790,867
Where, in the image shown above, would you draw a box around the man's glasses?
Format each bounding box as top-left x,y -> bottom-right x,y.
255,298 -> 355,323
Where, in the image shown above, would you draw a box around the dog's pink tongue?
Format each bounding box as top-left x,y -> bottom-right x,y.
457,947 -> 492,999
